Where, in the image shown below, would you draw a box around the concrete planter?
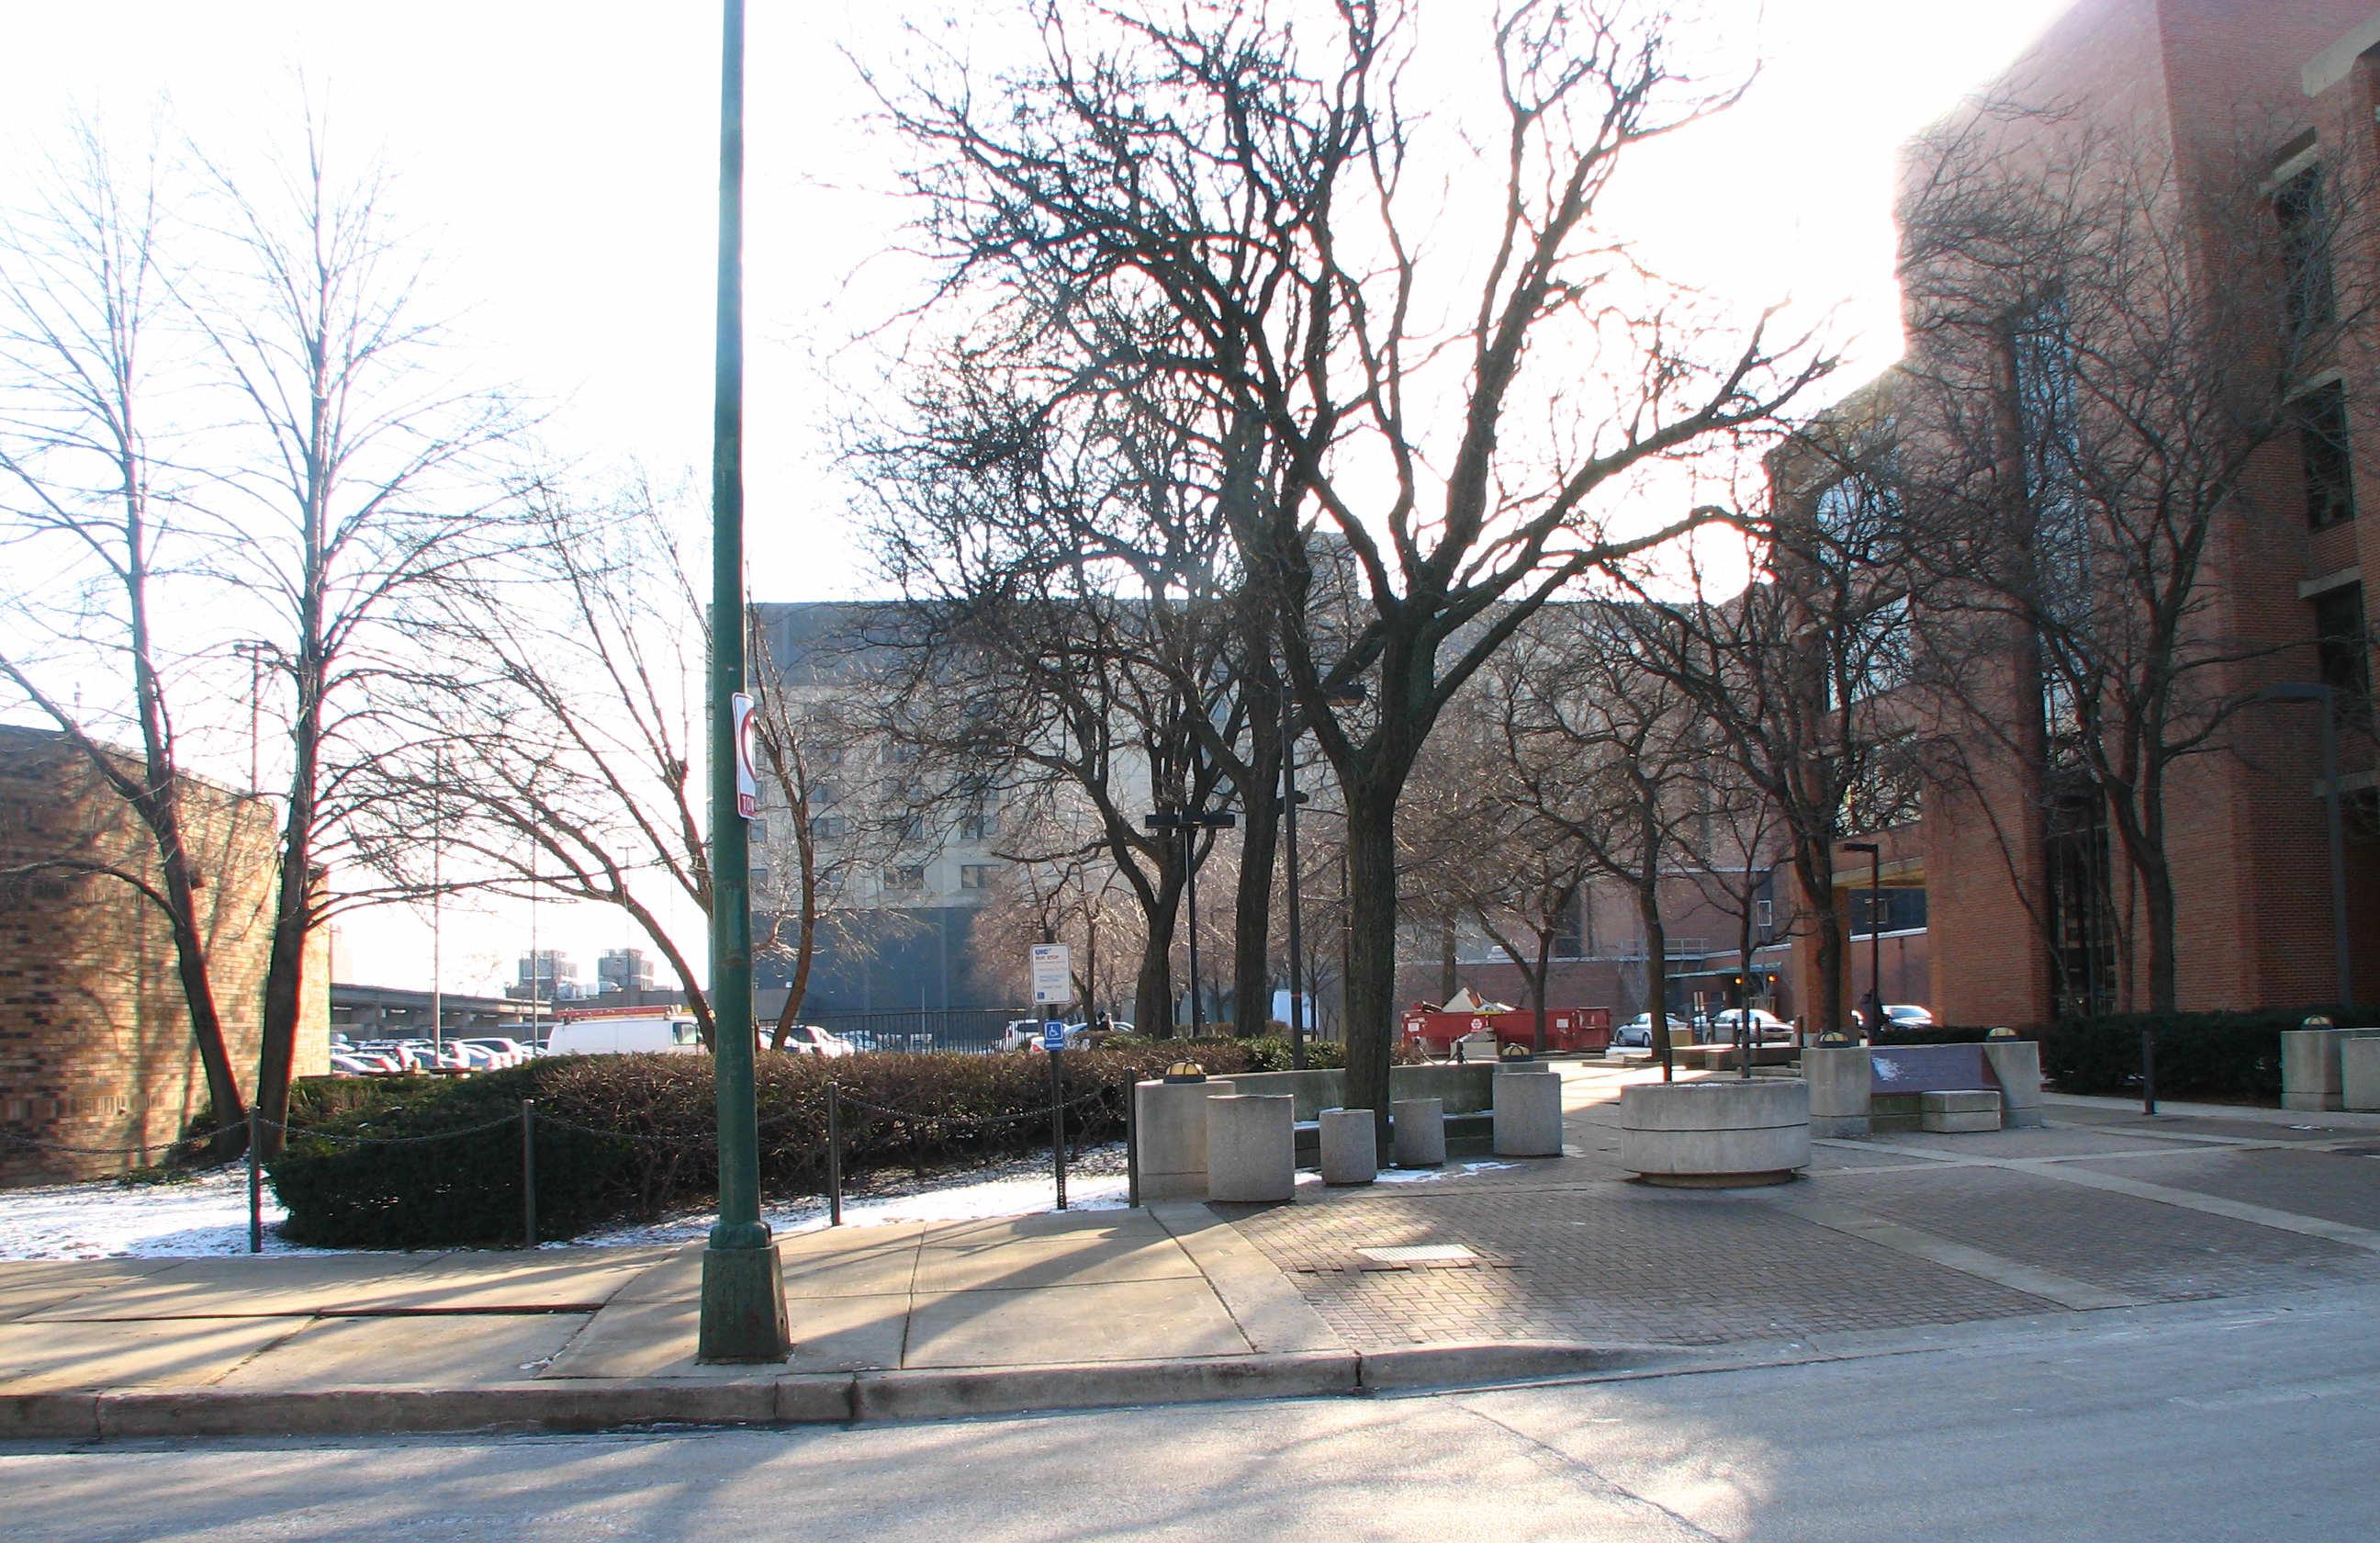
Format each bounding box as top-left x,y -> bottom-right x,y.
1207,1095 -> 1296,1203
1981,1040 -> 2045,1129
1319,1109 -> 1378,1186
1803,1045 -> 1870,1138
1132,1078 -> 1237,1202
1619,1079 -> 1811,1188
2282,1028 -> 2380,1112
2345,1037 -> 2380,1112
1391,1097 -> 1446,1167
1492,1068 -> 1564,1157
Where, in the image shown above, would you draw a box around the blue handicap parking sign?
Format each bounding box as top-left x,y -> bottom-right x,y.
1042,1019 -> 1067,1052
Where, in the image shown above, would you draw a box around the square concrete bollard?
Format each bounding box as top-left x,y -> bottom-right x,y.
1981,1039 -> 2045,1129
1493,1069 -> 1564,1157
1132,1078 -> 1237,1202
2345,1038 -> 2380,1113
1319,1109 -> 1378,1186
1391,1097 -> 1446,1167
1920,1088 -> 2001,1133
2283,1029 -> 2351,1112
1803,1045 -> 1871,1138
1207,1094 -> 1296,1203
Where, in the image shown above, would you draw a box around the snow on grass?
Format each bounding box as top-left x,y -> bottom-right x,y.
574,1143 -> 1133,1247
0,1146 -> 1133,1259
0,1166 -> 322,1260
0,1145 -> 1521,1259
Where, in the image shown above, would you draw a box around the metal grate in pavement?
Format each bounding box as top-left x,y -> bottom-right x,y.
1357,1245 -> 1478,1264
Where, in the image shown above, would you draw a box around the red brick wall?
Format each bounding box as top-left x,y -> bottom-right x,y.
0,726 -> 328,1183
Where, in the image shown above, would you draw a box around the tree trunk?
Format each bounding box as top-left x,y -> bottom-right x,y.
1531,930 -> 1552,1054
1343,792 -> 1400,1147
1812,884 -> 1847,1039
1640,883 -> 1671,1082
253,642 -> 322,1158
1231,719 -> 1283,1032
1438,919 -> 1457,1002
1134,877 -> 1184,1039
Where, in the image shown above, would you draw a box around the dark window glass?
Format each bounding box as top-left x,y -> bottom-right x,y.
2299,381 -> 2355,529
2277,165 -> 2337,340
2314,582 -> 2371,730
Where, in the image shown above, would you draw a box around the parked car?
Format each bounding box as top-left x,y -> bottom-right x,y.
779,1024 -> 856,1058
460,1037 -> 533,1067
1612,1012 -> 1693,1049
1701,1008 -> 1794,1042
1883,1004 -> 1936,1029
327,1053 -> 379,1076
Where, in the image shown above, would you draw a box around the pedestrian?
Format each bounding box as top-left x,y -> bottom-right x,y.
1858,987 -> 1885,1040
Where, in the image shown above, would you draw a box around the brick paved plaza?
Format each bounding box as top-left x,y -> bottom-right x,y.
1224,1063 -> 2380,1351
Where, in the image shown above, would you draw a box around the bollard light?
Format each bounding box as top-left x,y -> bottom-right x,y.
1163,1061 -> 1207,1084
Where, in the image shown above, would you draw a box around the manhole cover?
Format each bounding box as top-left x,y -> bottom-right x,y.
1355,1245 -> 1478,1264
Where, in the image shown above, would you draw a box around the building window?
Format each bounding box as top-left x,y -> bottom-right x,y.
2011,293 -> 2089,622
894,813 -> 926,840
881,864 -> 926,892
958,812 -> 999,842
2277,164 -> 2336,341
748,819 -> 767,844
808,814 -> 846,841
2298,381 -> 2355,529
1827,592 -> 1914,711
959,863 -> 997,890
2314,582 -> 2371,729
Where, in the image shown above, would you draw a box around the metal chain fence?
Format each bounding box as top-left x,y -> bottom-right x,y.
8,1076 -> 1141,1256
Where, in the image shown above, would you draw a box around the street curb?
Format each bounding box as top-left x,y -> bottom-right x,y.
0,1342 -> 1647,1440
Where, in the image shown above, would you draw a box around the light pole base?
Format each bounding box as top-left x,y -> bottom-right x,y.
697,1236 -> 791,1363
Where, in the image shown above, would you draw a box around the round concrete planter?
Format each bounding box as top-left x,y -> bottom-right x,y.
1619,1078 -> 1811,1188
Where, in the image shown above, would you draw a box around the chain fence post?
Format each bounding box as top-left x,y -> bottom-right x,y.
2141,1024 -> 2158,1116
826,1081 -> 843,1227
1050,1047 -> 1068,1211
245,1109 -> 263,1255
521,1098 -> 538,1249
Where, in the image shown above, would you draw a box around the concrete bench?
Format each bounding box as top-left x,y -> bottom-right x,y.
1921,1088 -> 2000,1133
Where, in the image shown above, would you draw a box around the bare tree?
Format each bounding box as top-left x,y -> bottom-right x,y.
179,110 -> 520,1149
1486,604 -> 1711,1067
0,127 -> 252,1149
876,0 -> 1833,1130
357,479 -> 719,1042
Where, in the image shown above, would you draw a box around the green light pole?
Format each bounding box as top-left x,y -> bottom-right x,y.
698,0 -> 790,1363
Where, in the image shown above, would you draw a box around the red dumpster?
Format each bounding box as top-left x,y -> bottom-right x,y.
1400,1003 -> 1611,1056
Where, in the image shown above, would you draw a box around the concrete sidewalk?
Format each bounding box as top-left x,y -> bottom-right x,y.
9,1060 -> 2380,1440
0,1199 -> 1619,1439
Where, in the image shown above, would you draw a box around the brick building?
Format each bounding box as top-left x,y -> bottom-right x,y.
1780,0 -> 2380,1030
0,726 -> 328,1182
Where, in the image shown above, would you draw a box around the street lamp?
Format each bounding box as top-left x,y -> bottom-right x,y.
2258,682 -> 2353,1008
1841,840 -> 1882,1037
697,0 -> 790,1364
1146,807 -> 1236,1034
1283,679 -> 1365,1070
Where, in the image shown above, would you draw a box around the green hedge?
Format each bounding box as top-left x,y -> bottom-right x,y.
2038,1007 -> 2375,1101
264,1037 -> 1329,1248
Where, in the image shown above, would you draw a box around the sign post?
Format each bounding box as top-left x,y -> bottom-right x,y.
1030,943 -> 1072,1008
1045,1018 -> 1069,1209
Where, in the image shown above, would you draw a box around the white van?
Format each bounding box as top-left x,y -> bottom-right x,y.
543,1014 -> 704,1056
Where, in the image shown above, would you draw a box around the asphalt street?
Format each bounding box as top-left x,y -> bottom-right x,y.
6,1280 -> 2375,1542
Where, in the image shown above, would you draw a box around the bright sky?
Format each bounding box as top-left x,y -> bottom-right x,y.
0,0 -> 2077,994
